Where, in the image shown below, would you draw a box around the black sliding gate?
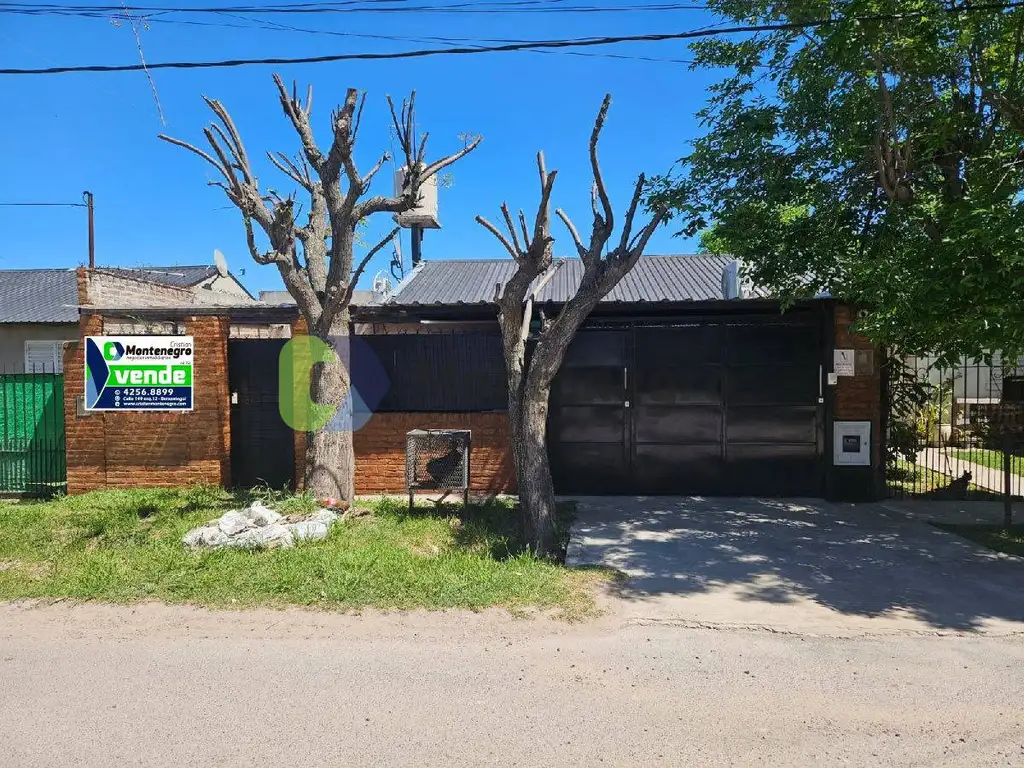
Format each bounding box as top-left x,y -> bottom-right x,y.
549,313 -> 827,496
228,339 -> 295,490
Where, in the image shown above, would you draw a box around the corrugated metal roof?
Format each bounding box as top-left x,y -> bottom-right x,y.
0,269 -> 80,323
391,260 -> 518,305
259,289 -> 376,306
100,265 -> 219,288
390,255 -> 764,307
1,264 -> 256,324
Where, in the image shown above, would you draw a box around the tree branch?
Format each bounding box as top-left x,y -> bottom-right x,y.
476,215 -> 520,260
589,94 -> 614,229
421,136 -> 483,182
268,151 -> 313,191
272,73 -> 326,172
501,203 -> 524,255
243,215 -> 282,265
158,134 -> 230,183
555,208 -> 587,258
203,97 -> 255,182
531,152 -> 557,251
362,152 -> 391,187
616,173 -> 645,256
324,226 -> 400,324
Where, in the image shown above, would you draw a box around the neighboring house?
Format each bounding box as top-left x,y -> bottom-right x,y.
0,269 -> 80,374
0,264 -> 253,372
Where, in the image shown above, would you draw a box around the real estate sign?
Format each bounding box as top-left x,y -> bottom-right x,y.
84,336 -> 194,411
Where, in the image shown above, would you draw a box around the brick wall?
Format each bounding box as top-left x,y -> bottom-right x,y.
82,268 -> 197,308
833,304 -> 882,454
64,313 -> 232,493
354,412 -> 515,494
78,266 -> 254,309
831,303 -> 884,498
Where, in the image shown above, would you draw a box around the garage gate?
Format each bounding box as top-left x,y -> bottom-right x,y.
549,312 -> 826,496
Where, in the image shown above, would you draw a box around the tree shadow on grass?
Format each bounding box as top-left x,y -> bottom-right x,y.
382,496 -> 577,562
565,495 -> 1024,632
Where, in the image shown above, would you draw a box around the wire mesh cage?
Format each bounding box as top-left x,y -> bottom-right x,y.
405,429 -> 472,509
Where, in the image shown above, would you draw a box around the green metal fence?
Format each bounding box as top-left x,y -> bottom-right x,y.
0,372 -> 66,495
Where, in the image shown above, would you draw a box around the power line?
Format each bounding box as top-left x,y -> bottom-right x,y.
0,201 -> 88,207
181,10 -> 703,64
0,1 -> 1020,75
0,1 -> 713,16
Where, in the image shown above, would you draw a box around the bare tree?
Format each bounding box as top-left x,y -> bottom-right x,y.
476,94 -> 667,555
161,76 -> 480,503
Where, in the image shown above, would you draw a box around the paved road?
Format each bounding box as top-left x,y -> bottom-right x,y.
2,602 -> 1024,767
566,497 -> 1024,635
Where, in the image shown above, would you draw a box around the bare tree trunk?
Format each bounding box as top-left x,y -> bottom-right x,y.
305,318 -> 355,504
477,95 -> 668,556
161,78 -> 480,504
510,386 -> 557,555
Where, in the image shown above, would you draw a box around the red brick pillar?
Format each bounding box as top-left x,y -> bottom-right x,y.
831,304 -> 883,499
64,314 -> 106,493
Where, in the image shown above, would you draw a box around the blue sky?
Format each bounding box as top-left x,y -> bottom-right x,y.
0,1 -> 724,297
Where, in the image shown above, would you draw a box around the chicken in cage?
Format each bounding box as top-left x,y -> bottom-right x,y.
405,429 -> 471,511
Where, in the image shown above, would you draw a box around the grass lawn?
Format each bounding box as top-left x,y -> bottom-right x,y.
948,448 -> 1024,475
0,487 -> 607,619
888,459 -> 1002,500
933,523 -> 1024,557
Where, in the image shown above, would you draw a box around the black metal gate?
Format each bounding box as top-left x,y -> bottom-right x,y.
228,339 -> 295,490
549,312 -> 826,496
885,354 -> 1024,501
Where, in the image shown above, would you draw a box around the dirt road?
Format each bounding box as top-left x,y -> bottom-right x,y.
2,601 -> 1023,766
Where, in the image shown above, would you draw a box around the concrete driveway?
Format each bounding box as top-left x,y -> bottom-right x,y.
566,497 -> 1024,635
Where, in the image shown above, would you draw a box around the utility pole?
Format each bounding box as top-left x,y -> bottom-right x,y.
410,223 -> 423,267
83,191 -> 95,268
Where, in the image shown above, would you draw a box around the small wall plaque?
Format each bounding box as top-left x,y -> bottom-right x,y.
834,349 -> 855,377
855,349 -> 874,376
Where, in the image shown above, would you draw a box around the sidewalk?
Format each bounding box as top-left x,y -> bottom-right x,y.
916,447 -> 1024,496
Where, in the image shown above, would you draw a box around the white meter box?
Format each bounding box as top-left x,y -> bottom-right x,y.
833,421 -> 871,466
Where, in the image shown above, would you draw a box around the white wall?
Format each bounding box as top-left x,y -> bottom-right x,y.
911,353 -> 1024,400
0,324 -> 78,372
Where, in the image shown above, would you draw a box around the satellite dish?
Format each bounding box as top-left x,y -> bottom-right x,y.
213,249 -> 229,278
372,270 -> 393,297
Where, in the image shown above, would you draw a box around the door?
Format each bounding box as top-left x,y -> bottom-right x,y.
631,324 -> 727,493
723,320 -> 822,495
228,339 -> 295,490
548,314 -> 825,496
549,330 -> 630,493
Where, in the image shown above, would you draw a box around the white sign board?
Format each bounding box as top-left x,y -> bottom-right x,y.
834,348 -> 855,377
84,336 -> 194,412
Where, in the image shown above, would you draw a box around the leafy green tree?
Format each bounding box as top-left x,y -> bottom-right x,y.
652,1 -> 1024,365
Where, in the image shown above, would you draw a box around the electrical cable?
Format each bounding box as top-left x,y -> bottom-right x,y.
0,1 -> 1019,75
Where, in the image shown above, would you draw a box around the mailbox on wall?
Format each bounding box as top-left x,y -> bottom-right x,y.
833,421 -> 871,466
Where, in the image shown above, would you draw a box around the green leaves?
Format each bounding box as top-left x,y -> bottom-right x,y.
652,0 -> 1024,364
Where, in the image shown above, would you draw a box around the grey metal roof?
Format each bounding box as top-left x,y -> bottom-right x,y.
390,255 -> 764,307
0,269 -> 80,323
259,289 -> 376,306
99,265 -> 219,288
